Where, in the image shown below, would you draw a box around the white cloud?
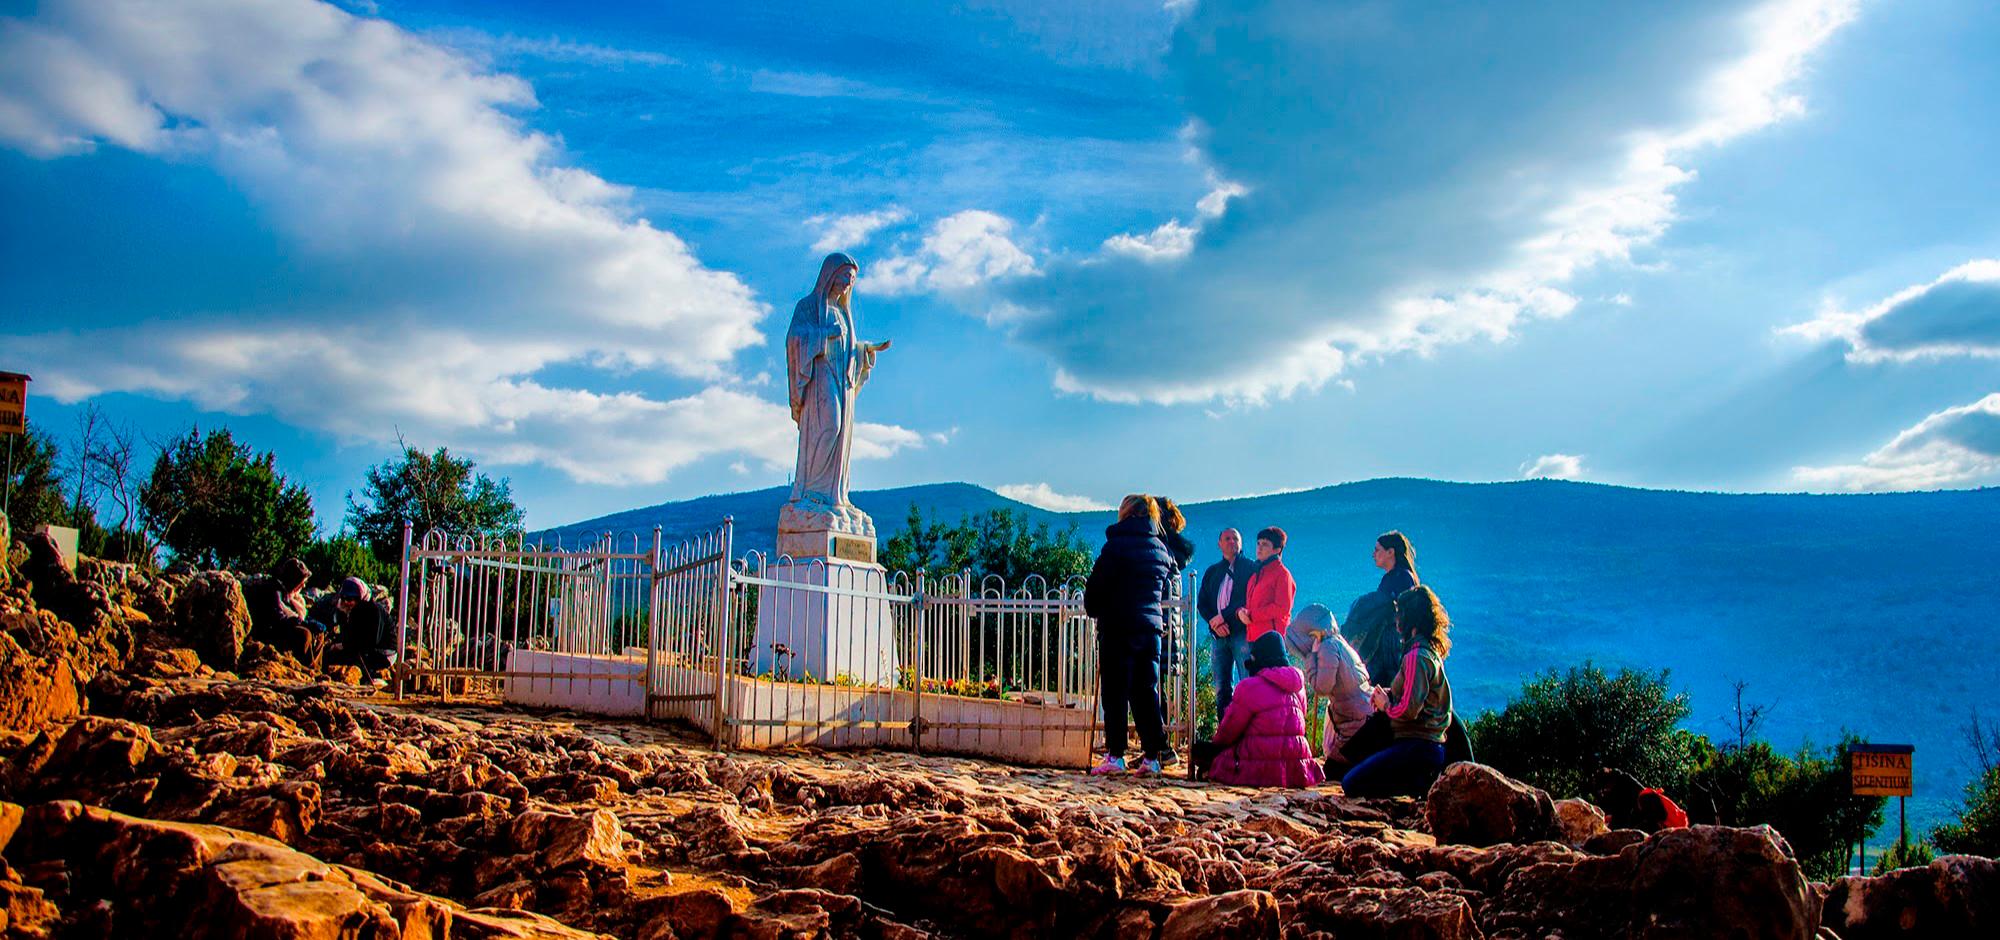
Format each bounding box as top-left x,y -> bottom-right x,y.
868,210 -> 1037,296
0,0 -> 931,484
1100,132 -> 1247,265
994,0 -> 1860,404
436,31 -> 680,68
1520,453 -> 1586,480
995,483 -> 1112,512
1195,179 -> 1246,218
1792,394 -> 2000,491
1783,259 -> 2000,362
806,207 -> 910,253
1102,219 -> 1196,263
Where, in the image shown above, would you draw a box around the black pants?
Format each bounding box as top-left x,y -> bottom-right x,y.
1100,632 -> 1168,760
1327,711 -> 1476,779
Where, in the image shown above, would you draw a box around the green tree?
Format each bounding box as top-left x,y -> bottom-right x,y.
2,419 -> 65,532
346,445 -> 524,565
1468,663 -> 1704,799
299,534 -> 395,589
139,426 -> 314,570
1931,767 -> 2000,858
880,504 -> 1091,587
1930,713 -> 2000,857
1692,738 -> 1884,880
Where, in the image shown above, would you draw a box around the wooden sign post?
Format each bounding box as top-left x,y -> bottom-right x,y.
0,372 -> 29,519
1850,742 -> 1914,872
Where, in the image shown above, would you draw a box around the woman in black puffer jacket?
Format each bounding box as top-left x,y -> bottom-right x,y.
1084,494 -> 1176,775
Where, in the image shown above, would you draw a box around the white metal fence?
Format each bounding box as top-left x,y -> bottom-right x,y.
396,519 -> 1199,767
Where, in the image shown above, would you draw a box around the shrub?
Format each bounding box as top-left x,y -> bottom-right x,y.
1468,662 -> 1699,799
1873,838 -> 1935,874
1692,739 -> 1883,881
1930,767 -> 2000,859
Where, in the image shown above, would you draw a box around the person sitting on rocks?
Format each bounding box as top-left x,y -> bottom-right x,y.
1341,585 -> 1456,797
1284,603 -> 1376,777
245,557 -> 323,671
312,577 -> 397,688
1591,768 -> 1691,832
1205,633 -> 1325,788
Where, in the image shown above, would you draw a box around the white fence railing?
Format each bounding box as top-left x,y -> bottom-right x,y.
397,519 -> 1199,767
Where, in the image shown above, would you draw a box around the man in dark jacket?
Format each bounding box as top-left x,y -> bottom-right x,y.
311,577 -> 397,688
1196,527 -> 1259,713
245,557 -> 323,671
1084,495 -> 1176,775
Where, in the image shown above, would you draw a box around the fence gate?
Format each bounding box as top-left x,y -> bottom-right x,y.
642,522 -> 732,739
397,523 -> 658,710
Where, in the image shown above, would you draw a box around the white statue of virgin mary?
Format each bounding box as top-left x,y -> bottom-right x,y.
783,252 -> 886,536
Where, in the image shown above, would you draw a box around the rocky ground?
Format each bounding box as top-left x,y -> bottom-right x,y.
0,519 -> 1994,938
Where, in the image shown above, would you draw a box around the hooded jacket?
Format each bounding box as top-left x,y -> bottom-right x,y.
1208,665 -> 1326,788
1284,606 -> 1375,753
1084,515 -> 1175,645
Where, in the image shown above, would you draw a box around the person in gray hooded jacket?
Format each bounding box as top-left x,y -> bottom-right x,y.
1284,603 -> 1377,765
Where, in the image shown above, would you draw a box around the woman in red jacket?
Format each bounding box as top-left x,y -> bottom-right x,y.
1237,526 -> 1297,644
1208,633 -> 1325,788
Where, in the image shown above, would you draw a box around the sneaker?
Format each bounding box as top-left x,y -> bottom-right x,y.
1090,754 -> 1127,775
1132,757 -> 1163,776
370,678 -> 389,690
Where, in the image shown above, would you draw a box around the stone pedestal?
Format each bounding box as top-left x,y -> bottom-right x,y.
749,559 -> 900,687
777,500 -> 877,563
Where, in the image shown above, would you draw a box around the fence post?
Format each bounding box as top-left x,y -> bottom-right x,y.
646,526 -> 662,721
395,520 -> 413,701
713,517 -> 734,749
911,571 -> 926,753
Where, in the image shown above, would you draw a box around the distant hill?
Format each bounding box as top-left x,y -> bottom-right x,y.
548,477 -> 2000,835
538,482 -> 1072,552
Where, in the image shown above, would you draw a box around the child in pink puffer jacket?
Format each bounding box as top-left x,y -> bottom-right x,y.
1208,633 -> 1326,788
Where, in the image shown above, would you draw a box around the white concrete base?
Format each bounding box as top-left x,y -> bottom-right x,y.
503,648 -> 646,717
650,661 -> 1094,767
496,651 -> 1097,768
747,560 -> 900,687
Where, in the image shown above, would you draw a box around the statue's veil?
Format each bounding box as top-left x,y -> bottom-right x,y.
787,252 -> 860,418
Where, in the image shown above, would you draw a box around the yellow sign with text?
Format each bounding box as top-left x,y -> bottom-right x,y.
0,375 -> 25,438
1850,746 -> 1913,797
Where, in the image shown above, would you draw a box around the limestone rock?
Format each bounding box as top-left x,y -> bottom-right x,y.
0,632 -> 79,732
172,571 -> 253,670
1285,886 -> 1482,939
1821,854 -> 1998,939
1552,798 -> 1610,847
511,808 -> 630,872
1160,889 -> 1279,939
1583,828 -> 1647,856
1490,824 -> 1819,939
4,800 -> 608,938
1424,762 -> 1554,848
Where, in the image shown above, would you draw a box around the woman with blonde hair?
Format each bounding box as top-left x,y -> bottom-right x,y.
1084,494 -> 1176,774
1340,585 -> 1456,797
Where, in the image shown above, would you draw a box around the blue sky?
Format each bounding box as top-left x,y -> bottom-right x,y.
2,0 -> 1998,530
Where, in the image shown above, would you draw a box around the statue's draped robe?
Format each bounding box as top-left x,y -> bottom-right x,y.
786,253 -> 872,516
